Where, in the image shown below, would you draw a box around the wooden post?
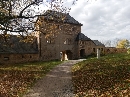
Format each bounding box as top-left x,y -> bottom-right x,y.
97,48 -> 100,59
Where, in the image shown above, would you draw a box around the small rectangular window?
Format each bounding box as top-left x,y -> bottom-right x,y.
64,40 -> 67,44
56,25 -> 60,29
22,55 -> 24,58
46,38 -> 51,44
82,41 -> 84,44
30,56 -> 32,58
72,27 -> 75,31
46,38 -> 55,44
4,57 -> 9,61
101,48 -> 103,51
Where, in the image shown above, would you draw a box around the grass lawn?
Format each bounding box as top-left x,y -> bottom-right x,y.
72,53 -> 130,97
0,61 -> 62,97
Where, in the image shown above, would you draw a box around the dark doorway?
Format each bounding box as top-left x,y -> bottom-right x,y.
80,49 -> 85,58
66,50 -> 72,60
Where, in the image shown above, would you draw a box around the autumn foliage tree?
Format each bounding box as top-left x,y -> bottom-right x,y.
0,0 -> 77,38
116,39 -> 129,49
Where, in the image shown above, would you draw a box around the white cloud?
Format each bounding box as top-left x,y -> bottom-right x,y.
68,0 -> 130,41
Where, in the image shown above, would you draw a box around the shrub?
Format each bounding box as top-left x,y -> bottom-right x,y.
127,48 -> 130,54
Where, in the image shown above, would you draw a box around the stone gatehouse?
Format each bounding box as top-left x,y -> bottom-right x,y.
33,10 -> 105,61
34,10 -> 82,61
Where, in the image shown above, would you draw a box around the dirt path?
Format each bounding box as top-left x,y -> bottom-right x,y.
24,59 -> 85,97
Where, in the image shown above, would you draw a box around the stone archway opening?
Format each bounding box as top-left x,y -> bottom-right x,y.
66,50 -> 72,60
80,49 -> 85,58
61,50 -> 73,61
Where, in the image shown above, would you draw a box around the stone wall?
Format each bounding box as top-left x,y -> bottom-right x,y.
105,47 -> 127,54
0,53 -> 39,64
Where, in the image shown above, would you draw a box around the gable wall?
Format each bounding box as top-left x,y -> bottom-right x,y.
78,40 -> 95,55
78,40 -> 105,57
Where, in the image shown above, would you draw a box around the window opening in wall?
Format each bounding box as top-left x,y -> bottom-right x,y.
64,40 -> 67,44
82,41 -> 84,45
64,38 -> 72,45
46,38 -> 55,44
4,57 -> 9,61
71,27 -> 75,31
56,25 -> 60,29
30,56 -> 32,58
101,48 -> 103,51
22,55 -> 24,58
46,38 -> 51,43
93,48 -> 95,52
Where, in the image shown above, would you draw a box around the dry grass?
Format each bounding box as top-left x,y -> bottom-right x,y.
0,61 -> 62,97
72,53 -> 130,97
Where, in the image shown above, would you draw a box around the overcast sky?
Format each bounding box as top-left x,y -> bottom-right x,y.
64,0 -> 130,41
43,0 -> 130,41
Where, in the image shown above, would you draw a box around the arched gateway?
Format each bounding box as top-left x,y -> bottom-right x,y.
60,50 -> 72,61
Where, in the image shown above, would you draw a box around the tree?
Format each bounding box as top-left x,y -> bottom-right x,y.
101,40 -> 112,47
0,0 -> 80,46
0,0 -> 76,36
101,38 -> 121,47
116,39 -> 129,49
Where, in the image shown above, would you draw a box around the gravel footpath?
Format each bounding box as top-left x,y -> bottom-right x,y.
24,59 -> 85,97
